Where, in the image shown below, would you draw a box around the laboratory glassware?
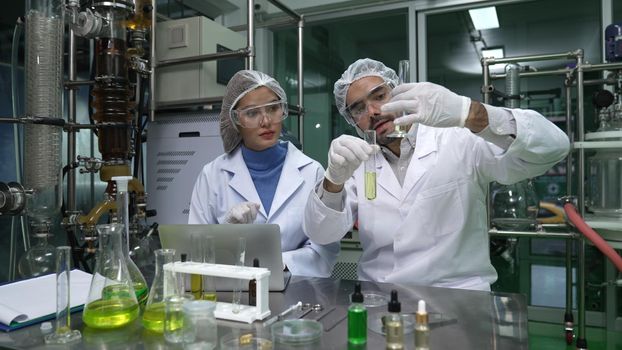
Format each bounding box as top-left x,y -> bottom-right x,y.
348,282 -> 367,345
388,60 -> 410,138
44,246 -> 82,344
164,293 -> 195,343
587,149 -> 622,216
17,234 -> 55,278
112,176 -> 149,307
202,235 -> 217,301
385,290 -> 404,350
189,233 -> 203,300
414,300 -> 430,350
491,180 -> 539,230
142,249 -> 178,333
364,130 -> 377,200
83,224 -> 139,329
182,300 -> 218,349
232,237 -> 246,314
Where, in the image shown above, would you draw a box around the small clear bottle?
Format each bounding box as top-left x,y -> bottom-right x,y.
364,130 -> 377,200
142,249 -> 177,333
414,300 -> 430,350
385,290 -> 404,350
348,282 -> 367,345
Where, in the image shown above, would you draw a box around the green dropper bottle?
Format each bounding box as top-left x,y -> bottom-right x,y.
348,282 -> 367,345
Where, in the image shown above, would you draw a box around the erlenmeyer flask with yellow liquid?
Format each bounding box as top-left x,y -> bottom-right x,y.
112,176 -> 149,308
83,224 -> 140,329
142,249 -> 178,333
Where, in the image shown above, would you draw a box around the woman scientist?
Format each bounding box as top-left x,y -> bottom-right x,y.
188,70 -> 339,277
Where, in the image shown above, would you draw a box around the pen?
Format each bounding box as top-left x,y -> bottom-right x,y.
264,301 -> 302,326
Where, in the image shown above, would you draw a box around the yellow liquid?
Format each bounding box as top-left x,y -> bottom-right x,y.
190,274 -> 202,299
83,298 -> 139,329
202,292 -> 217,301
365,172 -> 376,200
142,302 -> 165,333
164,309 -> 185,333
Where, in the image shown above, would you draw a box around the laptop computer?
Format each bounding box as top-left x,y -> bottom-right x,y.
158,224 -> 291,292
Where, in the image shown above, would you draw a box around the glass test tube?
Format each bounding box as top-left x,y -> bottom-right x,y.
364,130 -> 377,200
232,237 -> 246,313
388,60 -> 411,138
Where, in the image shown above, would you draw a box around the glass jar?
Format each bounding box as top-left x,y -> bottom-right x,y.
182,300 -> 217,349
587,149 -> 622,216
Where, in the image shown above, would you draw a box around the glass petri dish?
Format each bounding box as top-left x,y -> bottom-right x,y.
271,319 -> 322,345
349,291 -> 390,308
220,332 -> 273,350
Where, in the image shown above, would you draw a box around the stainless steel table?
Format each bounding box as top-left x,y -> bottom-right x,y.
0,277 -> 528,349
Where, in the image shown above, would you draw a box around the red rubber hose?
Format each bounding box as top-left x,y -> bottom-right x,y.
564,203 -> 622,272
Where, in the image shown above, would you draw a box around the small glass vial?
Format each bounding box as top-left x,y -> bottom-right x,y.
249,258 -> 259,306
182,300 -> 217,349
364,130 -> 377,200
385,290 -> 404,350
414,300 -> 430,350
348,282 -> 367,345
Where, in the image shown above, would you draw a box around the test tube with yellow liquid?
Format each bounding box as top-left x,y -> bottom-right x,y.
387,60 -> 410,138
364,130 -> 377,200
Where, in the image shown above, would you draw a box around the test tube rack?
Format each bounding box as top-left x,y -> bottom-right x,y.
163,261 -> 271,323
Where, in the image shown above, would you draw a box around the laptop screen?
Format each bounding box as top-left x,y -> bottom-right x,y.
158,224 -> 289,291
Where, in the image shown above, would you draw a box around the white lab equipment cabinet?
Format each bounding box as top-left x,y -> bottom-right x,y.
155,16 -> 245,104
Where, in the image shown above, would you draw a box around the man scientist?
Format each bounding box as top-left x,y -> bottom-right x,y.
303,58 -> 569,291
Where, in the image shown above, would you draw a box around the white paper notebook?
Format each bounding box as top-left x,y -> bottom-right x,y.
0,269 -> 92,331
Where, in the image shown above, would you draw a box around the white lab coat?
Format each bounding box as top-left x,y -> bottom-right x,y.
188,141 -> 339,277
303,109 -> 570,290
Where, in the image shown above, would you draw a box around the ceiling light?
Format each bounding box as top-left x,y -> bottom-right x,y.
469,6 -> 499,30
481,47 -> 504,59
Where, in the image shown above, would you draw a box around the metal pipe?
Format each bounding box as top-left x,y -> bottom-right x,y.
488,229 -> 578,239
482,59 -> 491,104
67,26 -> 77,214
246,0 -> 255,70
157,49 -> 251,68
483,51 -> 579,66
491,68 -> 574,80
580,61 -> 622,72
576,49 -> 586,344
149,0 -> 156,121
565,78 -> 573,201
297,15 -> 304,149
64,80 -> 96,87
267,0 -> 302,21
505,63 -> 520,108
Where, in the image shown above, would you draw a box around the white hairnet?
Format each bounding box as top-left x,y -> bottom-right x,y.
333,58 -> 399,120
220,70 -> 287,153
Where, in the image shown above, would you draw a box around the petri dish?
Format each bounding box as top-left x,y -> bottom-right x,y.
349,291 -> 389,308
271,319 -> 322,345
220,332 -> 273,350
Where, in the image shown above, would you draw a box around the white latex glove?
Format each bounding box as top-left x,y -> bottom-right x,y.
381,82 -> 472,128
225,202 -> 260,224
325,135 -> 379,185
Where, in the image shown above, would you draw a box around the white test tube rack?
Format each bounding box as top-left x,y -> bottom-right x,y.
163,262 -> 271,324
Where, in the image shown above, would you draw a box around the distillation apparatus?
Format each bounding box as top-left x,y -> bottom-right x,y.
0,0 -> 156,281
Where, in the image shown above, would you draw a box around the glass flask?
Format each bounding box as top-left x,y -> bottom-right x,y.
491,180 -> 539,230
83,224 -> 139,329
142,249 -> 178,333
113,176 -> 149,307
17,234 -> 56,278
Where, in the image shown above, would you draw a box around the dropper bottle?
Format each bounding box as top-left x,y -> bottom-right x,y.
348,282 -> 367,345
415,300 -> 430,350
385,290 -> 404,350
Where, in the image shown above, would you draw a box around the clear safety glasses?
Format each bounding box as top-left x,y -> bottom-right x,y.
345,82 -> 392,125
231,100 -> 288,128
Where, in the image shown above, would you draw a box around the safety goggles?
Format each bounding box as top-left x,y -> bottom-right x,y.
231,100 -> 289,128
345,82 -> 392,125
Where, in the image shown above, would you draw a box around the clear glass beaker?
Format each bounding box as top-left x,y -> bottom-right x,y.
164,293 -> 195,344
491,180 -> 539,230
142,248 -> 178,333
182,300 -> 218,349
83,224 -> 139,329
